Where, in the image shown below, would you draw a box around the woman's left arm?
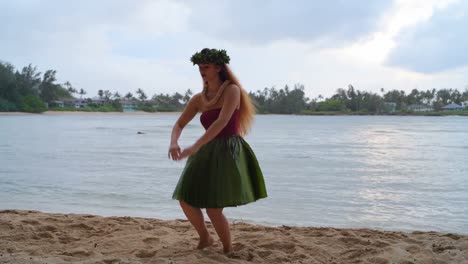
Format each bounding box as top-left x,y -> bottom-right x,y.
179,84 -> 240,159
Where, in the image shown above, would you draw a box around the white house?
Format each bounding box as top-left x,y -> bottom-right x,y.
51,100 -> 65,108
74,99 -> 88,108
121,98 -> 138,112
442,103 -> 464,111
91,97 -> 107,105
407,104 -> 433,112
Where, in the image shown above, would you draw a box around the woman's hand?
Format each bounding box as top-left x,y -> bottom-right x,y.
168,143 -> 181,160
179,144 -> 200,160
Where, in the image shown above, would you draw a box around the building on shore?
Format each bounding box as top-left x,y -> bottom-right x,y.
120,98 -> 138,112
48,100 -> 65,108
73,99 -> 88,108
407,104 -> 433,112
442,103 -> 464,111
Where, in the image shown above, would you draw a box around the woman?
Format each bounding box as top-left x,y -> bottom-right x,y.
168,48 -> 267,253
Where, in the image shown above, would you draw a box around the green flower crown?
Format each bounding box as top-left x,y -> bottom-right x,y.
190,48 -> 230,65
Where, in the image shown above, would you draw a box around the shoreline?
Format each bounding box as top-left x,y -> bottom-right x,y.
1,110 -> 467,116
1,210 -> 467,263
0,110 -> 181,115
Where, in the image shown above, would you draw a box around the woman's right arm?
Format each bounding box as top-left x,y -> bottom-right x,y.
168,94 -> 200,160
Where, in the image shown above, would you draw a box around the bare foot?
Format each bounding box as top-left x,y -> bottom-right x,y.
225,249 -> 242,259
197,236 -> 214,250
223,245 -> 233,254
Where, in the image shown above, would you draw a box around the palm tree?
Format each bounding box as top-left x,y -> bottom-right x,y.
64,81 -> 77,97
136,88 -> 147,101
103,90 -> 112,101
79,89 -> 87,99
436,89 -> 451,105
183,89 -> 193,104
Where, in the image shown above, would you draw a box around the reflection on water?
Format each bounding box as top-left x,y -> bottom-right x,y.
1,114 -> 467,234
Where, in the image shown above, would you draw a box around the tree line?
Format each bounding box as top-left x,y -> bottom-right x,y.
249,84 -> 468,114
0,61 -> 192,113
0,62 -> 72,112
2,61 -> 467,114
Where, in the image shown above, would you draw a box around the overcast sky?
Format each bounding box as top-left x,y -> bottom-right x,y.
1,0 -> 467,99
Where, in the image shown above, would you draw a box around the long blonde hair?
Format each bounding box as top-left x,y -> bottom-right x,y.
203,64 -> 255,135
223,65 -> 255,136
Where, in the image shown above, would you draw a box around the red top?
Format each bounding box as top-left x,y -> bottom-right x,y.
200,108 -> 240,138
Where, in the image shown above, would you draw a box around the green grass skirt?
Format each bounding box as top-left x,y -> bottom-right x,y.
172,135 -> 267,208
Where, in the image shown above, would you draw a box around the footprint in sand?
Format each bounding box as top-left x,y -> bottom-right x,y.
338,236 -> 372,246
21,219 -> 41,225
152,229 -> 170,236
135,249 -> 156,258
257,250 -> 271,258
373,240 -> 390,247
58,235 -> 81,244
232,242 -> 246,251
142,237 -> 160,244
61,248 -> 91,257
102,258 -> 121,264
305,230 -> 326,237
140,224 -> 154,230
38,225 -> 58,232
43,217 -> 73,224
238,226 -> 263,232
67,223 -> 95,231
34,231 -> 55,239
443,233 -> 461,240
341,248 -> 369,259
370,257 -> 390,264
399,260 -> 417,264
405,245 -> 421,254
238,234 -> 259,240
432,243 -> 456,253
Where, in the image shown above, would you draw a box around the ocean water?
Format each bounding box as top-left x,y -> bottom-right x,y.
1,113 -> 467,234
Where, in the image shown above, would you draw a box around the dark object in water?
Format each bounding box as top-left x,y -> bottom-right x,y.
137,131 -> 145,134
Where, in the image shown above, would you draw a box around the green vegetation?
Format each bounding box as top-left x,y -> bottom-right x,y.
2,60 -> 467,115
0,62 -> 71,113
249,84 -> 468,115
0,61 -> 192,113
20,95 -> 47,113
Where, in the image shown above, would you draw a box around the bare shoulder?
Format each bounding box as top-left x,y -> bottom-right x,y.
191,92 -> 203,101
188,92 -> 203,108
228,83 -> 240,90
176,92 -> 202,126
226,83 -> 240,95
223,84 -> 240,101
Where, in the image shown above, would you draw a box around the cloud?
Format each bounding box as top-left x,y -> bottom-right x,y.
185,0 -> 392,45
1,0 -> 190,41
386,1 -> 468,73
1,0 -> 467,100
0,0 -> 194,96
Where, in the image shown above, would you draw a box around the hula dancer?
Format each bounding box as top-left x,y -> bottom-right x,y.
168,48 -> 267,253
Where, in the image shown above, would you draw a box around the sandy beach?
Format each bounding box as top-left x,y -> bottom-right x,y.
1,210 -> 467,264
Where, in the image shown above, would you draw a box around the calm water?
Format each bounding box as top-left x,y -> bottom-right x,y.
1,113 -> 467,234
